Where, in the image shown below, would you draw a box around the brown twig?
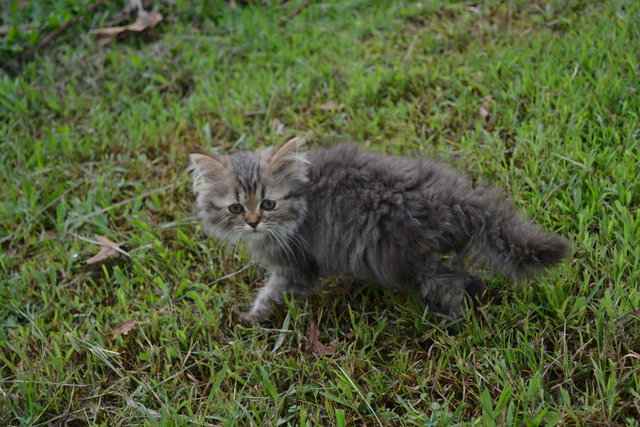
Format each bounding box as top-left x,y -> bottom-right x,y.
278,1 -> 311,28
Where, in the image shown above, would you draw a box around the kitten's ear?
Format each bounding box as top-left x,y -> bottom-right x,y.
272,136 -> 306,158
188,152 -> 230,194
261,137 -> 310,179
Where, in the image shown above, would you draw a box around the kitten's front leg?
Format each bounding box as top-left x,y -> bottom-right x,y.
416,260 -> 486,318
243,272 -> 288,322
242,268 -> 317,323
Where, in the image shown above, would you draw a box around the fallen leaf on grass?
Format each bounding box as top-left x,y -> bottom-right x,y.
319,101 -> 338,111
186,372 -> 212,396
478,96 -> 491,122
305,320 -> 336,357
90,11 -> 163,46
111,319 -> 138,340
186,372 -> 203,385
85,236 -> 121,264
271,118 -> 286,136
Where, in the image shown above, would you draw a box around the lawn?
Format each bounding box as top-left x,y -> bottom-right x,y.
1,0 -> 639,424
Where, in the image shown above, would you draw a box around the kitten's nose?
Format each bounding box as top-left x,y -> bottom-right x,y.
245,213 -> 261,229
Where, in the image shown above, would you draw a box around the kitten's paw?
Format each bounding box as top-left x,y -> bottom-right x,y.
238,306 -> 274,325
465,275 -> 486,300
238,311 -> 260,325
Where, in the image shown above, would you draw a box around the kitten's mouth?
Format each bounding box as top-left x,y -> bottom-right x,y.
243,227 -> 264,236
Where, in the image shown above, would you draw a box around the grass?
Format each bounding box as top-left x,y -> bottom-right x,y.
1,0 -> 639,424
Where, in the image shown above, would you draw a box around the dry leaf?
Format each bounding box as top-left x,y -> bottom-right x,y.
186,371 -> 212,396
478,97 -> 491,122
111,319 -> 137,340
91,26 -> 124,37
271,118 -> 285,136
90,11 -> 163,46
319,101 -> 338,111
305,320 -> 336,357
186,372 -> 203,385
85,236 -> 121,264
127,11 -> 162,32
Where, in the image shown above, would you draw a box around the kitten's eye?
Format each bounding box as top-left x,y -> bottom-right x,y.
261,199 -> 276,210
228,204 -> 244,214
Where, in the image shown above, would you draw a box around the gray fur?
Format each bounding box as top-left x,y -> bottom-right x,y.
189,140 -> 570,320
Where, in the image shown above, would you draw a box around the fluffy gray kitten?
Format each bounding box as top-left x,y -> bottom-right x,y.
189,138 -> 570,321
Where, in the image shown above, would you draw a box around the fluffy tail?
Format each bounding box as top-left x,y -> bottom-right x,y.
457,187 -> 571,280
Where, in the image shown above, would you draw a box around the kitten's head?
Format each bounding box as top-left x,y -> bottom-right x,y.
189,137 -> 310,242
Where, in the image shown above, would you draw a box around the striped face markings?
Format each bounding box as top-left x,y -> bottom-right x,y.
195,148 -> 307,239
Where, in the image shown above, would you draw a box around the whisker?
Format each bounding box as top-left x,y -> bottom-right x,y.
278,227 -> 305,264
222,229 -> 243,263
215,228 -> 237,260
267,227 -> 295,266
283,227 -> 311,252
269,229 -> 293,265
275,225 -> 310,264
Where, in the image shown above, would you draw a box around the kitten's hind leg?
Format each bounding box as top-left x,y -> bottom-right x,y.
416,261 -> 486,318
243,268 -> 318,323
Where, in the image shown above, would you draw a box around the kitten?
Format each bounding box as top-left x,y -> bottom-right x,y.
189,138 -> 570,321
